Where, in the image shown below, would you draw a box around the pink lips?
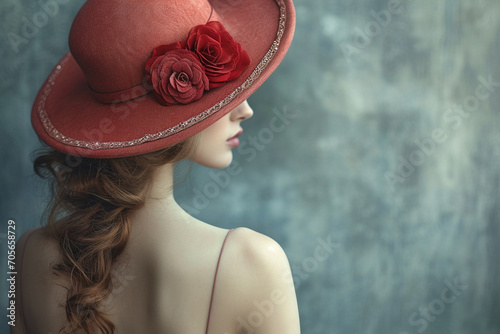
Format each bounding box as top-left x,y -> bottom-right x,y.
227,129 -> 242,148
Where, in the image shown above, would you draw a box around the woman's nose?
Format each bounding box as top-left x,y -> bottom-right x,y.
232,100 -> 254,121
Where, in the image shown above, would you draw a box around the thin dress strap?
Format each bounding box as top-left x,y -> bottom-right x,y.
205,229 -> 234,334
17,229 -> 36,334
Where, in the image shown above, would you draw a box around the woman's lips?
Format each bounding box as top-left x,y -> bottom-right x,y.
227,130 -> 243,148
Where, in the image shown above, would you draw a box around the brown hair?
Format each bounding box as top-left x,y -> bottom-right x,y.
33,139 -> 195,333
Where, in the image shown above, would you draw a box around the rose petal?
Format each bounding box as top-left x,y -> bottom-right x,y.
173,61 -> 194,78
197,26 -> 221,43
179,88 -> 196,100
227,49 -> 250,81
207,72 -> 232,89
176,75 -> 192,93
193,86 -> 204,100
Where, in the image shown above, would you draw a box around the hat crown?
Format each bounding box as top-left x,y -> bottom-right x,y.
69,0 -> 213,94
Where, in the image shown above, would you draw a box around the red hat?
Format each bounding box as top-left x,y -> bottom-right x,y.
31,0 -> 296,158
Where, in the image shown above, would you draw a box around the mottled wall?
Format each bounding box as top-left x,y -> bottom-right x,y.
1,0 -> 499,333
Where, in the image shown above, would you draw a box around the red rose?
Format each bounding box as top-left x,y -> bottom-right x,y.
187,21 -> 250,89
145,49 -> 209,106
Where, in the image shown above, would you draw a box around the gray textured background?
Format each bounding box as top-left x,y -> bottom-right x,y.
1,0 -> 499,333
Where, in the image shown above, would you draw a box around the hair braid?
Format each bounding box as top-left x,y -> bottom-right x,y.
33,140 -> 194,333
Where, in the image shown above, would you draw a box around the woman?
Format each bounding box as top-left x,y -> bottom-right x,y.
13,0 -> 299,333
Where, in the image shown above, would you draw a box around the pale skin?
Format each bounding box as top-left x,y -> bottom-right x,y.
12,100 -> 301,334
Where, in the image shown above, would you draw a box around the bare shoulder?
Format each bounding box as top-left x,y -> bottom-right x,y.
13,227 -> 67,333
228,227 -> 290,269
218,227 -> 301,334
16,226 -> 64,292
18,227 -> 60,265
10,228 -> 42,334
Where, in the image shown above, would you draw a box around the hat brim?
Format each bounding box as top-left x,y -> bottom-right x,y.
31,0 -> 295,158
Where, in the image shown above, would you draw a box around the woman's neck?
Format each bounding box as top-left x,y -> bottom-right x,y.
125,162 -> 201,260
146,162 -> 176,203
132,162 -> 194,225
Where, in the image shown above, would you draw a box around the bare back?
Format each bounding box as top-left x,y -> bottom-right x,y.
13,215 -> 300,334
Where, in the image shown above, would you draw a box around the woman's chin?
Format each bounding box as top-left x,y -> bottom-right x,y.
194,151 -> 234,169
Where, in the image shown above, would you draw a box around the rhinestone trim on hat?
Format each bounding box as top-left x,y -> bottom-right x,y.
37,0 -> 287,151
